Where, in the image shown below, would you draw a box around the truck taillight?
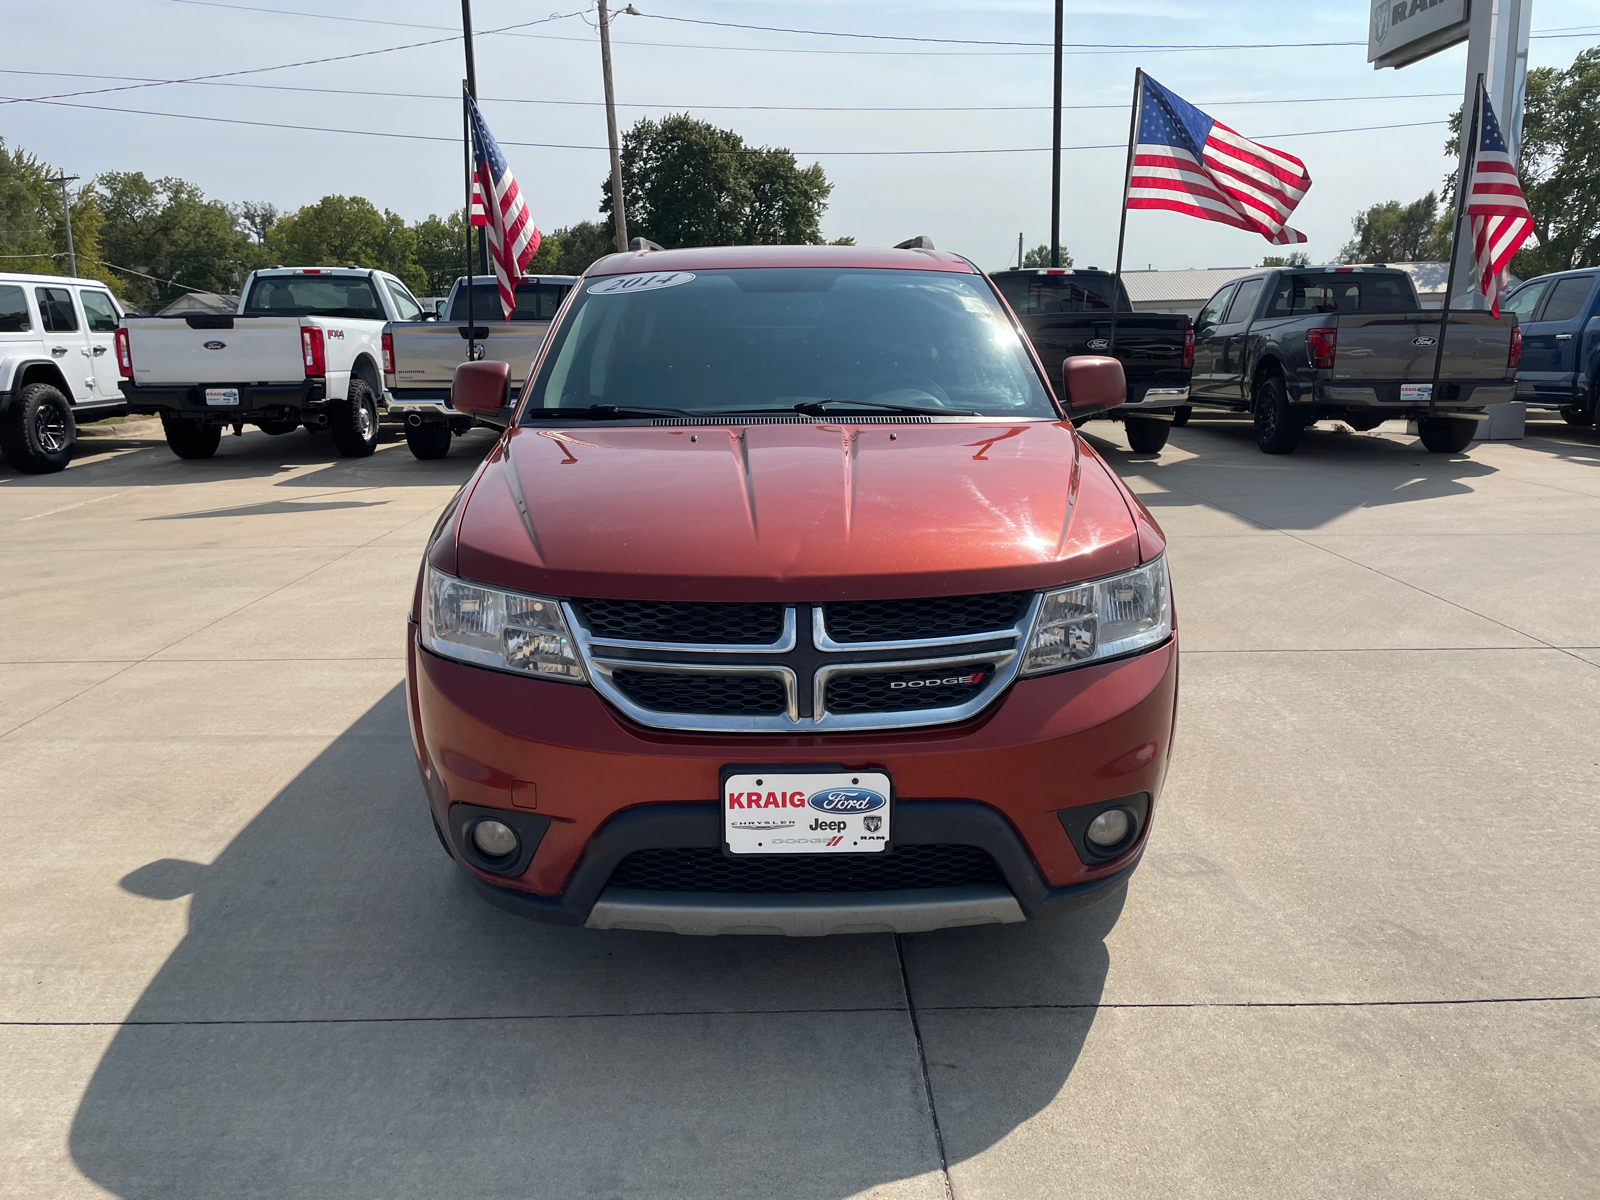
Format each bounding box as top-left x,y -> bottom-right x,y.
114,327 -> 133,378
1307,326 -> 1337,370
382,331 -> 394,375
301,327 -> 326,376
1181,328 -> 1195,371
1508,324 -> 1522,371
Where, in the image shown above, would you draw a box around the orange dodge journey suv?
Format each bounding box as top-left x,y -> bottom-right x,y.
406,242 -> 1178,936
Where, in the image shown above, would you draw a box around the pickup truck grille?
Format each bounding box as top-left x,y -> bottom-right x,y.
607,844 -> 1003,893
567,595 -> 1039,734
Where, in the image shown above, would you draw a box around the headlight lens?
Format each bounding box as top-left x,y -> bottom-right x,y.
1020,556 -> 1170,675
421,565 -> 586,682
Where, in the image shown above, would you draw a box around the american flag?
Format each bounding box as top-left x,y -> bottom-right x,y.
467,93 -> 540,321
1128,74 -> 1311,246
1465,85 -> 1535,318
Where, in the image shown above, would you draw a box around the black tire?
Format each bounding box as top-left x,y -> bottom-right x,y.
1252,374 -> 1303,455
405,422 -> 453,460
256,418 -> 300,436
1125,416 -> 1171,454
1560,406 -> 1594,427
331,379 -> 379,458
1170,405 -> 1191,428
1418,416 -> 1476,453
161,415 -> 221,460
0,382 -> 76,474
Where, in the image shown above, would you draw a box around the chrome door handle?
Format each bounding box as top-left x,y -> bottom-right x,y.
51,346 -> 68,357
92,345 -> 108,355
1555,333 -> 1573,340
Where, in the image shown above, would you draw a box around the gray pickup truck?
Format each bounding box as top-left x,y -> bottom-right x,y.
383,274 -> 576,459
1188,266 -> 1520,454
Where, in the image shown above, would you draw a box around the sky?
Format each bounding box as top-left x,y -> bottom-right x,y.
3,0 -> 1597,274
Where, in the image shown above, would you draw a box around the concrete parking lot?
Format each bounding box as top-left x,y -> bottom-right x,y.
2,415 -> 1597,1199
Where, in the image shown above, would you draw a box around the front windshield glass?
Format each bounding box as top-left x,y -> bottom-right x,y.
242,276 -> 384,319
519,268 -> 1057,421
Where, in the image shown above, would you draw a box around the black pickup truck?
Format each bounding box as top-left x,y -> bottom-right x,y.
991,268 -> 1192,453
1188,265 -> 1521,454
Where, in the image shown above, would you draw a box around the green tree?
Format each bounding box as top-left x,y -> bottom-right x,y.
1512,47 -> 1600,276
266,194 -> 426,293
543,220 -> 616,275
601,114 -> 834,248
1338,193 -> 1450,263
1020,244 -> 1072,268
94,172 -> 250,308
1261,251 -> 1311,267
0,140 -> 118,292
413,210 -> 468,295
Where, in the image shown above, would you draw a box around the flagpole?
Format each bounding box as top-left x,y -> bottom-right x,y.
1428,73 -> 1483,421
462,82 -> 477,366
1109,67 -> 1144,356
1049,0 -> 1063,268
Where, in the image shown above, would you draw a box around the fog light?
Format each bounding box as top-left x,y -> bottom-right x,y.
471,819 -> 518,858
1086,808 -> 1131,848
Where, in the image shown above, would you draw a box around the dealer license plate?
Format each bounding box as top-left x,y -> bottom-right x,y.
204,387 -> 240,406
1400,383 -> 1432,403
722,769 -> 891,856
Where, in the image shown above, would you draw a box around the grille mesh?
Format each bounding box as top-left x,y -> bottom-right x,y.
822,592 -> 1030,643
608,844 -> 1003,893
611,670 -> 786,715
578,598 -> 785,644
826,665 -> 994,713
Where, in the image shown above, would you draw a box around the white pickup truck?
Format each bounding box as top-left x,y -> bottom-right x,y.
117,267 -> 429,460
1,271 -> 129,474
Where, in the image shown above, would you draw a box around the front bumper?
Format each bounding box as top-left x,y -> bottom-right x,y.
408,623 -> 1178,931
120,379 -> 324,421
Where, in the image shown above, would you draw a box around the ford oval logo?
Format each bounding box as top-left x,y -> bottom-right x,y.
203,340 -> 227,350
1410,335 -> 1437,347
1087,338 -> 1110,351
808,788 -> 887,814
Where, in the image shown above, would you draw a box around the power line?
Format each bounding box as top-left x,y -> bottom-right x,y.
2,94 -> 1450,154
0,70 -> 1460,113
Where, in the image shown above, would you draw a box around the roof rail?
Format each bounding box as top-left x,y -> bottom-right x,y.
894,235 -> 935,250
629,237 -> 665,252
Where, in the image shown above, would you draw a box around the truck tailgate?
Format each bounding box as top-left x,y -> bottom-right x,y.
126,317 -> 306,386
387,322 -> 551,393
1331,313 -> 1515,382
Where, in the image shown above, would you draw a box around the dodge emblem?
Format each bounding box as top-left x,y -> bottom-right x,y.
863,815 -> 883,833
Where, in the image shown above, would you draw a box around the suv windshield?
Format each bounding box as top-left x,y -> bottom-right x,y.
1266,273 -> 1419,316
992,272 -> 1130,315
521,268 -> 1056,421
242,276 -> 385,319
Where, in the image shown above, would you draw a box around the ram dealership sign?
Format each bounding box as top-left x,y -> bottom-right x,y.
1369,0 -> 1470,69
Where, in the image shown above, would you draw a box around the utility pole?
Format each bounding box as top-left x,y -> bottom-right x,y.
460,0 -> 488,276
48,173 -> 79,276
599,0 -> 629,252
1017,232 -> 1024,270
1049,0 -> 1064,267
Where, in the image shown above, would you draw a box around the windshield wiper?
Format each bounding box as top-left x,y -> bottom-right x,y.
522,404 -> 704,421
724,398 -> 981,418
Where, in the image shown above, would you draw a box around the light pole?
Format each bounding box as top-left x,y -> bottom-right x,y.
598,0 -> 636,252
48,173 -> 79,276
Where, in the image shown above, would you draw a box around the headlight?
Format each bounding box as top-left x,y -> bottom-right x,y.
421,565 -> 586,683
1020,557 -> 1170,675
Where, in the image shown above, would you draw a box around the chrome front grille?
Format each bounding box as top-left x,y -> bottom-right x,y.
568,593 -> 1038,733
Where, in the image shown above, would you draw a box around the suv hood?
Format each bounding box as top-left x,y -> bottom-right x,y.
451,421 -> 1145,601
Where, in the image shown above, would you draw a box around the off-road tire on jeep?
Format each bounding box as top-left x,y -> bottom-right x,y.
331,379 -> 379,458
256,418 -> 300,436
161,416 -> 221,460
1418,416 -> 1477,453
1124,416 -> 1170,454
1170,405 -> 1191,428
405,421 -> 452,460
0,382 -> 76,474
1252,374 -> 1302,455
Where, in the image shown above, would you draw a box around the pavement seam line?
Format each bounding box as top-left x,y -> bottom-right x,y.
895,934 -> 955,1200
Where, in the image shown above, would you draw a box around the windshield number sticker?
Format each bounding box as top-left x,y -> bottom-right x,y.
587,271 -> 695,296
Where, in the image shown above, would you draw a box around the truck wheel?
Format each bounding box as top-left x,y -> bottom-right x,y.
161,416 -> 221,460
0,382 -> 76,474
256,419 -> 299,436
331,380 -> 379,458
1252,375 -> 1302,455
405,422 -> 452,460
1560,406 -> 1593,427
1124,417 -> 1170,454
1417,416 -> 1476,453
1170,405 -> 1191,428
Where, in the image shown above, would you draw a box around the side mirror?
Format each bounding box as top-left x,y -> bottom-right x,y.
1060,355 -> 1126,417
452,359 -> 510,418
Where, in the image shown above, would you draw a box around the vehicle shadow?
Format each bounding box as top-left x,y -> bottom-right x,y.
69,685 -> 1111,1200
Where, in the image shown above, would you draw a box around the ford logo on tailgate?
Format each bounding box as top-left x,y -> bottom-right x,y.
1087,338 -> 1110,351
202,340 -> 227,350
1410,335 -> 1437,347
808,788 -> 887,814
